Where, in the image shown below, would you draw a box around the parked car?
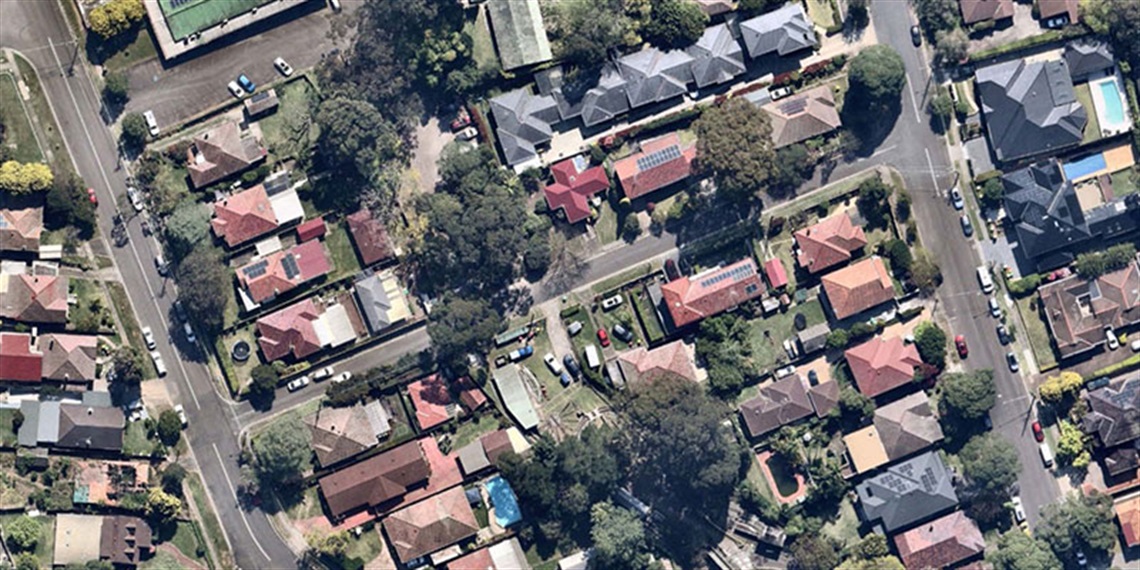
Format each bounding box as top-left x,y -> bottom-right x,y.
509,345 -> 534,361
494,355 -> 508,368
543,353 -> 563,375
1086,376 -> 1111,391
996,324 -> 1011,345
143,110 -> 159,136
1011,496 -> 1026,523
563,355 -> 581,379
458,126 -> 478,141
174,404 -> 188,427
1105,326 -> 1120,350
127,186 -> 145,212
1040,442 -> 1054,467
1044,15 -> 1069,29
664,259 -> 680,281
1131,338 -> 1140,352
601,294 -> 623,311
567,321 -> 583,336
950,187 -> 964,210
331,371 -> 352,384
173,300 -> 187,322
1006,351 -> 1019,372
960,215 -> 973,237
1075,550 -> 1087,567
910,25 -> 922,46
312,366 -> 334,381
150,350 -> 167,377
142,326 -> 156,350
273,57 -> 294,76
155,254 -> 169,277
560,371 -> 573,387
807,370 -> 819,384
87,187 -> 98,205
1032,421 -> 1044,442
287,376 -> 310,392
183,322 -> 197,344
227,81 -> 244,98
237,74 -> 256,93
775,364 -> 796,379
597,328 -> 610,347
770,86 -> 793,100
989,297 -> 1002,318
955,335 -> 968,358
613,323 -> 634,343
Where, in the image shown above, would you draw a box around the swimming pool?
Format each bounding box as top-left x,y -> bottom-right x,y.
1063,152 -> 1107,181
484,476 -> 522,527
1099,80 -> 1126,126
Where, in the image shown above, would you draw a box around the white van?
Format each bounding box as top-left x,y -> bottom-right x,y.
1039,442 -> 1054,468
977,266 -> 994,294
584,345 -> 600,369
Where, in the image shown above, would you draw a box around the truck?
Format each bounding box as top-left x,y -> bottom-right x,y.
508,345 -> 533,362
977,266 -> 994,294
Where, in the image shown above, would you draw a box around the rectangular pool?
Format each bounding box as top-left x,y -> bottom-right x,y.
1063,152 -> 1107,181
1099,80 -> 1126,126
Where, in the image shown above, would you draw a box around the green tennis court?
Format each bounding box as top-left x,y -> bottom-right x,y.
159,0 -> 275,40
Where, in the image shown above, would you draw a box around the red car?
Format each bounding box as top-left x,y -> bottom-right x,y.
1032,421 -> 1044,442
87,187 -> 98,205
597,328 -> 610,347
955,335 -> 968,358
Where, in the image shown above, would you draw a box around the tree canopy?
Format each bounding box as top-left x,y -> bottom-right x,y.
544,0 -> 634,68
1035,492 -> 1118,560
252,415 -> 311,487
4,515 -> 39,552
696,313 -> 753,397
790,535 -> 841,570
915,0 -> 961,37
426,295 -> 504,371
120,112 -> 149,151
88,0 -> 146,39
1082,0 -> 1140,68
590,501 -> 649,570
1038,371 -> 1083,404
960,433 -> 1020,495
249,364 -> 280,405
0,161 -> 53,194
45,173 -> 96,238
110,346 -> 144,386
156,409 -> 182,447
643,0 -> 708,49
939,369 -> 996,421
174,244 -> 229,337
315,97 -> 403,183
987,530 -> 1061,570
144,488 -> 182,524
913,321 -> 947,369
1056,420 -> 1091,469
855,177 -> 892,229
164,200 -> 211,261
694,97 -> 777,203
847,46 -> 906,115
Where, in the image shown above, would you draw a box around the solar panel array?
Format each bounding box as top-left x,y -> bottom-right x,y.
919,468 -> 936,492
779,97 -> 808,115
0,217 -> 8,229
282,254 -> 300,279
636,145 -> 682,171
242,259 -> 269,279
699,264 -> 756,288
170,0 -> 191,7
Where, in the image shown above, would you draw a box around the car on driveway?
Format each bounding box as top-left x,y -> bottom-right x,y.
1044,15 -> 1069,29
273,57 -> 294,76
1105,326 -> 1120,350
613,323 -> 634,343
960,215 -> 973,237
142,326 -> 156,350
955,335 -> 968,358
775,364 -> 796,379
950,187 -> 964,209
1006,351 -> 1019,372
563,355 -> 581,379
996,324 -> 1011,345
237,74 -> 256,93
597,328 -> 610,347
770,86 -> 793,100
601,294 -> 623,311
543,353 -> 563,375
1032,421 -> 1044,442
227,81 -> 244,98
287,376 -> 310,392
143,110 -> 159,136
312,366 -> 334,381
1085,376 -> 1111,391
911,25 -> 922,46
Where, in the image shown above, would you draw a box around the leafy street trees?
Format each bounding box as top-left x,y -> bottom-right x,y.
1056,420 -> 1091,469
883,239 -> 913,275
590,501 -> 649,570
1035,492 -> 1118,561
939,370 -> 996,421
120,112 -> 149,151
987,530 -> 1061,570
157,409 -> 182,447
694,97 -> 776,203
915,0 -> 961,37
960,433 -> 1020,495
249,364 -> 280,405
0,161 -> 53,194
252,415 -> 311,488
643,0 -> 708,50
163,200 -> 211,261
110,347 -> 144,385
174,244 -> 229,336
4,515 -> 39,552
848,46 -> 906,109
1038,371 -> 1084,404
88,0 -> 146,39
426,296 -> 503,370
544,0 -> 633,68
855,177 -> 892,228
910,248 -> 942,294
45,174 -> 96,239
769,144 -> 815,198
695,314 -> 753,397
913,321 -> 948,369
103,71 -> 130,106
934,28 -> 969,64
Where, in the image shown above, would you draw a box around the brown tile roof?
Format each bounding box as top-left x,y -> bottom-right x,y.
0,197 -> 43,253
457,377 -> 488,412
318,440 -> 431,519
845,336 -> 923,398
616,340 -> 698,385
408,374 -> 457,431
1082,378 -> 1140,448
1040,260 -> 1140,359
186,121 -> 266,188
99,515 -> 153,567
808,381 -> 839,418
481,430 -> 514,464
210,184 -> 279,247
346,209 -> 395,266
383,486 -> 479,563
959,0 -> 1014,24
306,404 -> 381,468
256,298 -> 324,362
613,133 -> 696,200
821,256 -> 894,320
660,258 -> 765,328
1116,494 -> 1140,547
873,391 -> 944,460
794,213 -> 868,274
0,332 -> 42,383
237,240 -> 332,304
694,0 -> 736,16
739,375 -> 814,437
40,334 -> 98,382
762,85 -> 842,148
894,511 -> 985,569
1037,0 -> 1079,20
0,273 -> 68,323
543,157 -> 610,223
57,403 -> 124,451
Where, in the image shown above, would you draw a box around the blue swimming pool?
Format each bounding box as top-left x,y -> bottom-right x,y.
1099,80 -> 1126,126
1063,152 -> 1107,180
484,476 -> 522,527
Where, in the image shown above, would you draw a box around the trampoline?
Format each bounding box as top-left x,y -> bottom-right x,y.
1062,153 -> 1106,181
484,476 -> 522,527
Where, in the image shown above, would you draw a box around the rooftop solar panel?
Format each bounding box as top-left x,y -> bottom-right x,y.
282,254 -> 300,279
243,259 -> 269,279
636,145 -> 682,171
779,97 -> 808,115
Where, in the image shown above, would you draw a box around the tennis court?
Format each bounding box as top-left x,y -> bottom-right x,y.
160,0 -> 273,40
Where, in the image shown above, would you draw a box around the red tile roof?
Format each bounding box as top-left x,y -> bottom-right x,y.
318,440 -> 431,519
383,486 -> 479,563
0,274 -> 68,324
959,0 -> 1014,24
186,121 -> 266,188
256,299 -> 324,362
210,185 -> 279,247
1037,0 -> 1079,20
481,430 -> 513,464
821,257 -> 895,320
296,218 -> 327,242
457,377 -> 487,412
661,258 -> 764,328
407,374 -> 455,431
346,209 -> 395,266
616,340 -> 698,384
794,213 -> 868,273
0,200 -> 43,253
613,133 -> 696,200
845,336 -> 923,398
544,158 -> 610,223
0,332 -> 42,382
764,258 -> 788,289
237,240 -> 332,304
1116,495 -> 1140,547
894,511 -> 985,570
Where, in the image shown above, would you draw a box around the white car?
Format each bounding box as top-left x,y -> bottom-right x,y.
601,294 -> 623,311
227,81 -> 244,98
331,371 -> 352,384
127,186 -> 144,212
150,350 -> 167,377
286,376 -> 310,392
989,297 -> 1002,318
1130,338 -> 1140,352
183,322 -> 197,345
173,404 -> 187,427
770,86 -> 793,100
143,110 -> 159,136
774,364 -> 796,379
273,57 -> 294,76
543,353 -> 563,375
458,126 -> 478,141
142,326 -> 156,350
312,366 -> 334,381
1106,326 -> 1120,350
950,187 -> 964,210
1010,496 -> 1026,523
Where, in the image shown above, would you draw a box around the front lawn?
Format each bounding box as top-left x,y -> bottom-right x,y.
805,0 -> 839,29
0,513 -> 54,569
1015,294 -> 1058,372
168,520 -> 208,564
106,282 -> 157,379
0,72 -> 44,163
123,420 -> 152,456
594,201 -> 620,245
747,299 -> 826,373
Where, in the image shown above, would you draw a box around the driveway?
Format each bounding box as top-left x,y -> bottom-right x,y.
409,117 -> 453,194
967,3 -> 1042,54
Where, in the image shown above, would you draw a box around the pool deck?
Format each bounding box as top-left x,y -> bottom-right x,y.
755,450 -> 808,505
1089,72 -> 1132,137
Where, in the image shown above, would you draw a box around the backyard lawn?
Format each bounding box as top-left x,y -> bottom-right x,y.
1015,294 -> 1058,372
805,0 -> 839,29
452,413 -> 500,450
123,420 -> 151,456
1073,83 -> 1102,144
0,408 -> 19,446
629,285 -> 665,343
820,497 -> 861,548
466,6 -> 498,72
747,299 -> 826,373
0,72 -> 43,162
325,220 -> 362,281
258,79 -> 320,161
1110,167 -> 1139,196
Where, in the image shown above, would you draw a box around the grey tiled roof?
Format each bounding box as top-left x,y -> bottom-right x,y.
489,88 -> 560,165
618,48 -> 694,108
1003,160 -> 1090,263
873,392 -> 944,461
856,451 -> 959,532
976,58 -> 1087,163
1064,38 -> 1115,81
739,3 -> 818,58
686,23 -> 747,88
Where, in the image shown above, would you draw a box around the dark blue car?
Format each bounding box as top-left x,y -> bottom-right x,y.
237,74 -> 256,93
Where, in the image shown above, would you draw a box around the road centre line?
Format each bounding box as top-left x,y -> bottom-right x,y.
213,443 -> 270,561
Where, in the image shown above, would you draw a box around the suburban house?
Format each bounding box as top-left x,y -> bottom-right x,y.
457,377 -> 487,413
845,335 -> 924,399
1064,39 -> 1115,81
210,178 -> 305,248
0,332 -> 42,383
613,133 -> 697,200
739,375 -> 815,438
1116,494 -> 1140,549
18,395 -> 124,452
456,428 -> 531,477
763,258 -> 788,290
617,48 -> 695,109
658,258 -> 765,329
318,439 -> 432,520
186,120 -> 267,188
738,2 -> 817,58
353,271 -> 412,335
1002,160 -> 1140,270
54,514 -> 153,568
687,23 -> 747,88
1083,378 -> 1140,452
975,58 -> 1087,163
958,0 -> 1014,25
694,0 -> 736,16
489,87 -> 561,168
1038,0 -> 1080,25
346,208 -> 396,267
408,374 -> 459,431
1039,255 -> 1140,359
761,84 -> 842,148
855,451 -> 959,533
844,392 -> 945,474
40,333 -> 98,382
486,0 -> 552,71
255,297 -> 356,362
820,256 -> 895,320
809,381 -> 839,418
794,213 -> 868,274
305,400 -> 392,468
236,239 -> 332,309
243,89 -> 279,118
543,156 -> 610,224
383,486 -> 479,564
893,511 -> 986,569
0,272 -> 68,323
614,340 -> 699,386
492,365 -> 539,431
447,537 -> 528,570
0,197 -> 43,254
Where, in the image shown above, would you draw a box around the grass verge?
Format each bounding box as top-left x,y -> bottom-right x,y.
0,72 -> 44,162
106,281 -> 158,378
185,471 -> 233,568
13,54 -> 73,175
1014,294 -> 1058,372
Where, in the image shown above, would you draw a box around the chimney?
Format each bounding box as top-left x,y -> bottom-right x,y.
87,407 -> 94,415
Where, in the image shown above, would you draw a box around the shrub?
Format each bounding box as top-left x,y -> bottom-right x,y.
0,161 -> 53,194
1006,274 -> 1041,297
1075,243 -> 1137,278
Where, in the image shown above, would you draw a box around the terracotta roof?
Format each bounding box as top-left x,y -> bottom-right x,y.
408,374 -> 456,431
1040,260 -> 1140,359
808,381 -> 839,418
739,375 -> 814,437
762,85 -> 842,148
383,486 -> 479,563
186,121 -> 266,188
660,258 -> 765,328
40,334 -> 98,382
306,403 -> 387,468
237,240 -> 332,304
256,299 -> 324,362
296,217 -> 326,242
821,256 -> 895,320
616,340 -> 698,385
764,258 -> 787,289
544,157 -> 610,223
457,377 -> 488,412
894,511 -> 985,569
100,515 -> 153,567
958,0 -> 1014,24
318,440 -> 431,519
0,332 -> 42,382
1037,0 -> 1079,20
794,213 -> 868,273
845,336 -> 923,398
0,273 -> 68,323
613,133 -> 696,200
481,430 -> 514,464
346,209 -> 395,266
1116,494 -> 1140,547
210,185 -> 279,247
0,198 -> 43,253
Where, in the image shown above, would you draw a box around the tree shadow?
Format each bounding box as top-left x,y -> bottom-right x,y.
840,96 -> 901,158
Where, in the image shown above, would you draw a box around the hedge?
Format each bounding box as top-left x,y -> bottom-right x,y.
1089,353 -> 1140,381
1006,274 -> 1042,298
969,26 -> 1088,63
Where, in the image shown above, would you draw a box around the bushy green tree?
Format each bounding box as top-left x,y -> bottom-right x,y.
252,416 -> 311,487
590,501 -> 649,569
427,295 -> 504,371
790,534 -> 841,570
249,364 -> 280,402
988,530 -> 1061,570
315,97 -> 403,185
913,321 -> 947,369
696,314 -> 752,397
1056,420 -> 1091,469
848,46 -> 906,110
1035,493 -> 1118,560
174,244 -> 229,336
939,369 -> 996,420
884,239 -> 913,274
915,0 -> 962,36
643,0 -> 707,49
103,71 -> 130,105
157,409 -> 182,447
0,161 -> 53,194
164,200 -> 211,261
120,112 -> 148,150
934,28 -> 969,63
110,346 -> 144,385
45,173 -> 96,238
960,433 -> 1020,494
144,488 -> 182,524
855,177 -> 892,228
88,0 -> 146,39
544,0 -> 633,68
694,97 -> 777,203
5,515 -> 40,552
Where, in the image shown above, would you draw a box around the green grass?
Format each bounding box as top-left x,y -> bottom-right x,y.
594,201 -> 620,245
100,28 -> 158,73
184,471 -> 232,568
745,453 -> 775,500
820,497 -> 861,547
1074,83 -> 1103,144
106,281 -> 158,379
591,263 -> 655,296
217,326 -> 257,395
123,420 -> 152,456
747,299 -> 826,373
325,220 -> 362,280
467,6 -> 499,72
630,285 -> 665,343
954,81 -> 978,116
341,526 -> 384,568
0,409 -> 19,446
1109,167 -> 1139,197
69,278 -> 113,333
0,73 -> 44,163
258,79 -> 319,161
285,486 -> 323,521
0,513 -> 54,569
141,550 -> 183,570
452,413 -> 500,450
13,54 -> 72,175
168,521 -> 207,563
762,169 -> 881,224
152,160 -> 190,217
593,302 -> 639,349
1015,294 -> 1058,372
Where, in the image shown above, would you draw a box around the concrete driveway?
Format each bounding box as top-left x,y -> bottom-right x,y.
967,3 -> 1042,54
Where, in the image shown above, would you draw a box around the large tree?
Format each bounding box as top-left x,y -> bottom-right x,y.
694,97 -> 777,203
174,244 -> 229,336
939,369 -> 996,421
935,28 -> 969,63
1035,493 -> 1118,560
4,515 -> 39,552
855,177 -> 892,228
0,161 -> 53,194
789,535 -> 841,570
643,0 -> 707,49
914,0 -> 961,36
544,0 -> 633,68
1081,0 -> 1140,68
959,433 -> 1020,495
45,174 -> 96,238
110,346 -> 144,385
315,97 -> 403,183
426,295 -> 504,370
156,409 -> 182,447
164,200 -> 211,261
252,415 -> 311,488
696,313 -> 753,397
847,45 -> 907,132
913,321 -> 947,369
590,501 -> 649,570
987,531 -> 1061,570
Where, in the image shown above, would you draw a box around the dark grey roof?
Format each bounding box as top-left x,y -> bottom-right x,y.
873,392 -> 944,461
1064,39 -> 1115,81
1003,160 -> 1091,262
578,66 -> 631,127
856,451 -> 959,532
686,23 -> 747,88
797,322 -> 830,354
1083,378 -> 1140,448
56,403 -> 123,451
618,48 -> 694,109
489,88 -> 560,165
739,3 -> 818,58
975,58 -> 1087,163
